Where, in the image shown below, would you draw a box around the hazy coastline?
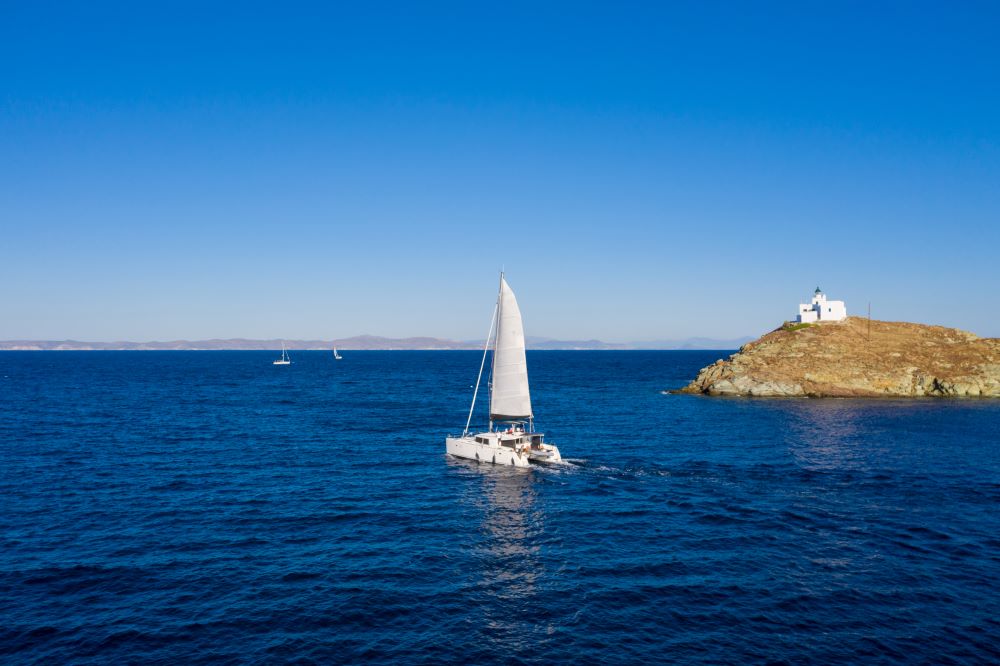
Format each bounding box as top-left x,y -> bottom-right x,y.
0,335 -> 753,352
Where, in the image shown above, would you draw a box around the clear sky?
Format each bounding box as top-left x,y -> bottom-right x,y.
2,1 -> 998,342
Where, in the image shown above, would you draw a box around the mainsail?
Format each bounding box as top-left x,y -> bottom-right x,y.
490,277 -> 533,421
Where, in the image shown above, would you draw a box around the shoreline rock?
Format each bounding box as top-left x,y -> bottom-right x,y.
675,317 -> 1000,398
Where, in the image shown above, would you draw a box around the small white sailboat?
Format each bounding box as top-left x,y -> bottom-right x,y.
446,274 -> 562,467
273,341 -> 291,365
333,347 -> 343,360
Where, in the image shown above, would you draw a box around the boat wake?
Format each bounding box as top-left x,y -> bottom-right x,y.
556,458 -> 588,467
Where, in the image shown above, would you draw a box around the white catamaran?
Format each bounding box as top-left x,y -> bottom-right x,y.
273,341 -> 291,365
446,274 -> 562,467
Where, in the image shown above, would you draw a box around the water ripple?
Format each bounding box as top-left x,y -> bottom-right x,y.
1,351 -> 998,663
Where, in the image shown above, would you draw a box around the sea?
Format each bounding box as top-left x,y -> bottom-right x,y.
1,351 -> 998,664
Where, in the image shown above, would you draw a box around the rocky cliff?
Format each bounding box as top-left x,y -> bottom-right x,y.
677,317 -> 1000,397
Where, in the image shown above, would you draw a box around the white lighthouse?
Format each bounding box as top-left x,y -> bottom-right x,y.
796,287 -> 847,323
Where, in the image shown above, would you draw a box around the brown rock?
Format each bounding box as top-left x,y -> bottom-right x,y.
675,317 -> 1000,398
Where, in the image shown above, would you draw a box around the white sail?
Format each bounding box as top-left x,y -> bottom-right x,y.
490,277 -> 532,421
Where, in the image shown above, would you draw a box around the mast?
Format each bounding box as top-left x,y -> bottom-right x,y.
463,292 -> 499,437
490,271 -> 503,431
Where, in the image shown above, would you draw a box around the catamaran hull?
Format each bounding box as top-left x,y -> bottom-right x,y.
445,437 -> 561,467
446,437 -> 530,467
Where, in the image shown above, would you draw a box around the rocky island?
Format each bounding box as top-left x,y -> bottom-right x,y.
677,317 -> 1000,397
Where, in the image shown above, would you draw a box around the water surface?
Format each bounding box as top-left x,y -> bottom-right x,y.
1,351 -> 998,663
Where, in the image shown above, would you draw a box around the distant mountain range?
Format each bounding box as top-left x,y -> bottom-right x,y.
521,336 -> 755,350
0,334 -> 752,351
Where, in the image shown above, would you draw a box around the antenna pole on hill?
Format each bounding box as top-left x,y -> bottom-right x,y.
868,302 -> 871,343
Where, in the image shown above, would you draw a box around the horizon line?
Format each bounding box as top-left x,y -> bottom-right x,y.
0,333 -> 754,352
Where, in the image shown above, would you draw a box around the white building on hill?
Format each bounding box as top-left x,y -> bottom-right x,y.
797,287 -> 847,323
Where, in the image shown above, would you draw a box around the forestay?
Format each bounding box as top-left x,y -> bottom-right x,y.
490,277 -> 533,421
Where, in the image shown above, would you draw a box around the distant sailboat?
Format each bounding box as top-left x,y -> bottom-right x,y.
445,273 -> 562,466
333,347 -> 343,360
273,341 -> 291,365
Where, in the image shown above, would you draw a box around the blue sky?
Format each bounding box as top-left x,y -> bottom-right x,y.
2,1 -> 998,341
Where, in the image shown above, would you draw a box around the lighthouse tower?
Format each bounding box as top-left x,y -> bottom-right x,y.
796,287 -> 847,323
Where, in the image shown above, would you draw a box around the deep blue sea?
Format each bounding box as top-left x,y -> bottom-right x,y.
1,351 -> 999,664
